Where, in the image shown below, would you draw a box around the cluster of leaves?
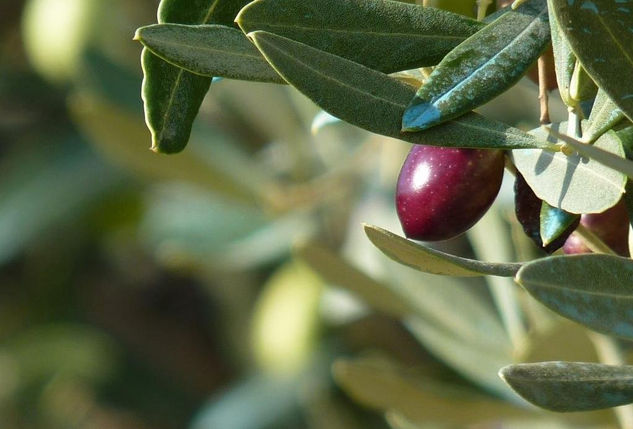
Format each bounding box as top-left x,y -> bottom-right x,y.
135,0 -> 633,421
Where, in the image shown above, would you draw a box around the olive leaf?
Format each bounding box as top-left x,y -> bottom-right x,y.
248,31 -> 550,150
539,202 -> 578,247
516,254 -> 633,339
547,0 -> 576,108
236,0 -> 485,73
141,0 -> 250,153
500,362 -> 633,412
401,0 -> 550,132
364,224 -> 522,277
549,0 -> 633,122
583,88 -> 626,144
512,123 -> 626,214
136,24 -> 284,83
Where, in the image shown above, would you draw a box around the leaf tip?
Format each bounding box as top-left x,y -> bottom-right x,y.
401,101 -> 439,132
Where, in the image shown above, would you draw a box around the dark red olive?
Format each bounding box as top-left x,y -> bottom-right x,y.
396,145 -> 505,241
563,199 -> 630,257
514,173 -> 578,253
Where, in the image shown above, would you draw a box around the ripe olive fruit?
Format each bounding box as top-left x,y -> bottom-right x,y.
514,173 -> 578,253
563,200 -> 630,257
396,145 -> 505,241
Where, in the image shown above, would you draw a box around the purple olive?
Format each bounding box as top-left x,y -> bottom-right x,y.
563,199 -> 630,257
514,173 -> 579,253
396,145 -> 505,241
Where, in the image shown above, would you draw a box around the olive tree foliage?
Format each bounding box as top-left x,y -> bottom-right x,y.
135,0 -> 633,421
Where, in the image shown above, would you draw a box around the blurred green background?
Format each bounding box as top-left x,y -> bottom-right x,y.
1,0 -> 614,428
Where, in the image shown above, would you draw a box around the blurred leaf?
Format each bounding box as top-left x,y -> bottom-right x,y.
549,0 -> 633,121
136,24 -> 284,83
248,31 -> 550,150
333,356 -> 525,425
0,140 -> 120,264
513,123 -> 626,214
583,88 -> 625,144
500,362 -> 633,411
142,0 -> 250,153
236,0 -> 484,73
296,241 -> 413,318
402,0 -> 549,131
516,254 -> 633,339
364,224 -> 522,277
68,91 -> 260,204
539,202 -> 579,247
548,126 -> 633,181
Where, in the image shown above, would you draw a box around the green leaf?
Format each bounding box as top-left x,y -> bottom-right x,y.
569,61 -> 597,104
539,201 -> 579,247
236,0 -> 484,73
294,241 -> 413,318
364,224 -> 522,277
136,24 -> 284,84
547,0 -> 576,108
549,0 -> 633,122
500,362 -> 633,411
583,88 -> 626,144
401,0 -> 550,131
141,0 -> 250,153
248,31 -> 550,150
333,356 -> 525,425
512,123 -> 626,214
548,126 -> 633,181
516,254 -> 633,339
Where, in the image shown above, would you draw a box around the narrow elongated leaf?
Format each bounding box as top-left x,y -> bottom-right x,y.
295,242 -> 413,318
141,0 -> 249,153
539,202 -> 578,247
136,24 -> 284,84
583,89 -> 626,144
512,123 -> 626,213
548,0 -> 576,107
248,31 -> 550,150
516,254 -> 633,339
364,224 -> 522,277
500,362 -> 633,411
550,0 -> 633,122
236,0 -> 484,73
548,126 -> 633,180
402,0 -> 550,131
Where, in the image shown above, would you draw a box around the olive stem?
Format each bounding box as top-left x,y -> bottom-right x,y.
537,55 -> 550,125
588,333 -> 633,429
574,224 -> 618,256
476,0 -> 492,21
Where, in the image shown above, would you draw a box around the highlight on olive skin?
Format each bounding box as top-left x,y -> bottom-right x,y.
395,145 -> 505,241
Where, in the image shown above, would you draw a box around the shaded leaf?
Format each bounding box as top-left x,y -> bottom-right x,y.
547,0 -> 576,108
295,241 -> 413,318
583,88 -> 626,143
237,0 -> 484,73
512,123 -> 626,213
569,61 -> 597,105
248,31 -> 549,150
516,254 -> 633,339
500,362 -> 633,411
402,0 -> 550,131
364,224 -> 522,277
333,356 -> 525,425
141,0 -> 250,153
550,0 -> 633,121
539,202 -> 579,247
136,24 -> 284,83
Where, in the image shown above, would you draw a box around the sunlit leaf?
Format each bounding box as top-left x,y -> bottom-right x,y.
512,123 -> 626,214
364,224 -> 522,277
236,0 -> 484,73
249,31 -> 549,150
402,0 -> 550,131
550,0 -> 633,121
516,254 -> 633,339
500,362 -> 633,411
136,24 -> 284,83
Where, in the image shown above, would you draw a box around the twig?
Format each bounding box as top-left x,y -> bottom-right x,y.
538,55 -> 550,125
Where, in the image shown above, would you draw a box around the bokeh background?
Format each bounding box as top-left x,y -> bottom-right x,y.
1,0 -> 609,428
